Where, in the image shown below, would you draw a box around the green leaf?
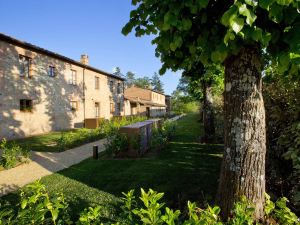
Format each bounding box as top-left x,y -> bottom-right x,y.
269,3 -> 283,23
224,30 -> 235,45
182,18 -> 192,30
259,0 -> 275,9
164,11 -> 177,27
122,23 -> 133,36
21,199 -> 27,209
261,32 -> 272,46
278,53 -> 290,72
276,0 -> 293,6
230,17 -> 244,34
238,3 -> 257,25
245,0 -> 258,7
221,5 -> 238,27
211,50 -> 227,63
188,45 -> 197,55
198,0 -> 209,9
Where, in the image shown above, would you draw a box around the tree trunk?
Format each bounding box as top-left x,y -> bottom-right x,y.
217,46 -> 266,221
202,80 -> 215,142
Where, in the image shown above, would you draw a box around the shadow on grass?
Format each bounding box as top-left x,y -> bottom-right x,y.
1,114 -> 223,222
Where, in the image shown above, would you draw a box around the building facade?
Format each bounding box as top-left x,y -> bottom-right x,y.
124,86 -> 166,117
0,33 -> 125,139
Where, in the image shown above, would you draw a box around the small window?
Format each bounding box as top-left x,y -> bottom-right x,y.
19,55 -> 31,78
110,102 -> 115,113
117,83 -> 121,94
110,80 -> 114,92
69,70 -> 77,85
95,76 -> 99,89
117,102 -> 121,112
70,101 -> 78,111
20,99 -> 33,112
48,66 -> 56,77
95,102 -> 100,118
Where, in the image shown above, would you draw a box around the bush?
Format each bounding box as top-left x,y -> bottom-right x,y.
150,128 -> 168,151
263,74 -> 300,211
0,139 -> 31,169
104,132 -> 129,157
54,115 -> 146,152
1,181 -> 299,225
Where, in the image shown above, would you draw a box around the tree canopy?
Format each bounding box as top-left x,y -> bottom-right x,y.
123,0 -> 300,75
151,72 -> 164,93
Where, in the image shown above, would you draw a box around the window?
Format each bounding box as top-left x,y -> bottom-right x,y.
20,99 -> 33,112
95,102 -> 100,117
69,70 -> 77,85
48,66 -> 56,77
117,83 -> 121,94
95,76 -> 99,89
70,101 -> 77,111
117,102 -> 121,113
19,55 -> 31,78
110,80 -> 114,92
110,102 -> 115,113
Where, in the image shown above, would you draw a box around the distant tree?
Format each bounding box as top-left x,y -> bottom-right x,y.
125,71 -> 136,88
151,72 -> 164,93
113,67 -> 124,78
134,76 -> 151,89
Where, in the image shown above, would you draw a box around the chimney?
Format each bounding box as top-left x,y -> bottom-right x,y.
80,54 -> 89,65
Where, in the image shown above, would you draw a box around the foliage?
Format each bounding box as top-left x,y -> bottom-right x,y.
2,181 -> 298,224
265,193 -> 299,225
150,128 -> 168,151
151,72 -> 164,93
125,71 -> 136,88
0,180 -> 71,225
263,68 -> 300,210
171,90 -> 199,114
113,67 -> 124,78
55,116 -> 146,152
77,206 -> 102,225
104,132 -> 129,157
0,139 -> 30,169
161,120 -> 177,141
134,76 -> 152,89
229,196 -> 254,225
123,0 -> 300,75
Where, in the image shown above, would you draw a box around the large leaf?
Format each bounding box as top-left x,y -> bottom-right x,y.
230,16 -> 245,33
221,5 -> 238,27
238,3 -> 257,25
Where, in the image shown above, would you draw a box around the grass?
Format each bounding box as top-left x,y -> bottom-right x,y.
2,114 -> 223,222
8,130 -> 77,152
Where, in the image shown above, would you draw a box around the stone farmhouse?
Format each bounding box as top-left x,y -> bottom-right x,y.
0,33 -> 125,139
124,86 -> 166,117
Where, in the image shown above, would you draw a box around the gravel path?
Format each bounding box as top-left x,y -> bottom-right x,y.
0,138 -> 106,197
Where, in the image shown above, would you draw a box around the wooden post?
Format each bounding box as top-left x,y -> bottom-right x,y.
93,145 -> 98,159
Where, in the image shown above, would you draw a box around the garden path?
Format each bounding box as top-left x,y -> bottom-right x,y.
0,138 -> 107,197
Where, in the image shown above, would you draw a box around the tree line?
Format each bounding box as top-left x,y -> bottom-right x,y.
113,67 -> 164,93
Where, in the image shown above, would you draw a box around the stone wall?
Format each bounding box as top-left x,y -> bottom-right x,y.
0,40 -> 124,139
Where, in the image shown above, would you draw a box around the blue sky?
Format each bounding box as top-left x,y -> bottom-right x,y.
0,0 -> 181,95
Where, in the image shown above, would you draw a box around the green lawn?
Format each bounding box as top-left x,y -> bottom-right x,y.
3,114 -> 223,222
8,130 -> 76,152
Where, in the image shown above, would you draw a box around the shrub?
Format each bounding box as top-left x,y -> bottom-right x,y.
104,132 -> 129,157
0,181 -> 299,224
54,116 -> 147,153
161,120 -> 177,140
150,128 -> 168,151
0,139 -> 31,169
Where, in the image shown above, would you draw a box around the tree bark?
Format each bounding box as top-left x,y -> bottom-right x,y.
201,80 -> 215,142
217,46 -> 266,221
